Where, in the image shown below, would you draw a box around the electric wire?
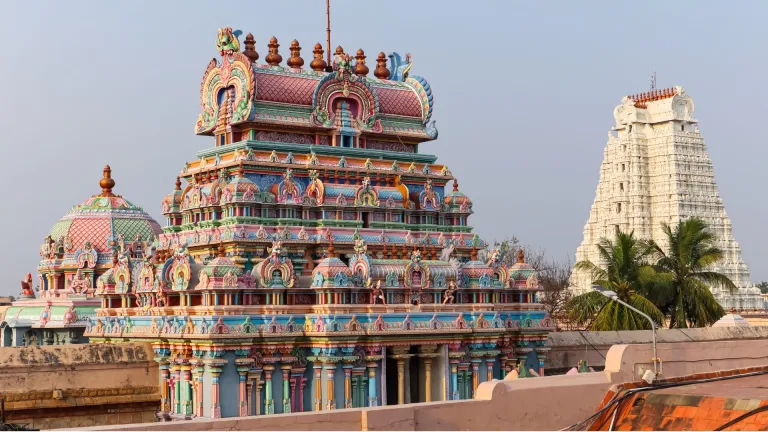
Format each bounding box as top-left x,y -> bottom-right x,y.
713,404 -> 768,431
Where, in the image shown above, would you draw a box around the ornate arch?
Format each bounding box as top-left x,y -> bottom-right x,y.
311,70 -> 381,131
195,52 -> 256,135
404,250 -> 431,289
354,177 -> 379,207
169,255 -> 192,291
259,242 -> 295,288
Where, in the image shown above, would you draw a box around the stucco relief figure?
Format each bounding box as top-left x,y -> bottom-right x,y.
443,281 -> 457,304
20,273 -> 35,296
175,272 -> 185,291
368,279 -> 386,305
439,244 -> 455,262
71,269 -> 91,294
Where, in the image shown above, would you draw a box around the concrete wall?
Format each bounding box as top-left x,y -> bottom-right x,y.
546,326 -> 768,373
0,343 -> 160,430
79,337 -> 768,431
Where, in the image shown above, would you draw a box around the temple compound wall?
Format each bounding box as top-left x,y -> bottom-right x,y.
0,343 -> 159,429
75,338 -> 768,431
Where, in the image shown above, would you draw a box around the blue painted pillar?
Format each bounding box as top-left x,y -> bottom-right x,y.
450,362 -> 459,400
367,362 -> 378,407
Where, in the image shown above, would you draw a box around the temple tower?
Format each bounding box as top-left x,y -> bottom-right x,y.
571,86 -> 761,310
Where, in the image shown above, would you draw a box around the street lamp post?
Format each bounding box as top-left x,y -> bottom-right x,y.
593,287 -> 660,378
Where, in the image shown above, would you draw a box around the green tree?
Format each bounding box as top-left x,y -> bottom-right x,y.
757,281 -> 768,294
567,229 -> 665,330
650,218 -> 729,328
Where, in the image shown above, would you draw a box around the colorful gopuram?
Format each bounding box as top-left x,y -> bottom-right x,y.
0,166 -> 163,347
81,28 -> 553,419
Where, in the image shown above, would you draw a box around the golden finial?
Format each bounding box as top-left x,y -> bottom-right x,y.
243,33 -> 259,63
100,165 -> 116,197
374,52 -> 390,79
287,39 -> 304,69
517,249 -> 525,264
238,161 -> 245,177
266,36 -> 282,66
453,178 -> 459,192
471,247 -> 478,261
310,42 -> 327,71
334,45 -> 344,57
217,242 -> 226,258
175,176 -> 182,191
354,49 -> 369,76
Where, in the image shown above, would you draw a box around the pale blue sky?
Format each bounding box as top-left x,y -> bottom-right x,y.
1,1 -> 767,295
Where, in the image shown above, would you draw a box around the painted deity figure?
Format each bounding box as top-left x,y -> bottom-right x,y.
368,279 -> 386,305
117,274 -> 127,293
71,269 -> 91,294
443,281 -> 457,304
20,273 -> 34,296
271,270 -> 283,287
175,271 -> 185,291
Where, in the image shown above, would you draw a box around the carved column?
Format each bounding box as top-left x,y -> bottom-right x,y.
470,359 -> 481,395
366,361 -> 379,407
536,348 -> 550,377
170,362 -> 181,414
155,356 -> 171,414
450,361 -> 459,400
179,359 -> 193,416
343,363 -> 354,408
190,360 -> 203,417
281,365 -> 292,413
313,363 -> 323,411
389,346 -> 413,405
486,358 -> 495,382
263,365 -> 275,414
499,354 -> 509,379
205,358 -> 227,419
247,369 -> 261,416
325,362 -> 337,410
291,368 -> 306,413
298,373 -> 307,412
417,346 -> 439,403
236,358 -> 254,417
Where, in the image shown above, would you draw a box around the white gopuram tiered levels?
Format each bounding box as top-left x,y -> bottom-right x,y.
571,86 -> 762,310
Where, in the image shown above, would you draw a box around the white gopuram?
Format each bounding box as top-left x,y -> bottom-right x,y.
570,86 -> 762,310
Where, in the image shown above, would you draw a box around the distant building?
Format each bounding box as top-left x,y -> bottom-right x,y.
571,87 -> 762,310
0,296 -> 14,306
0,166 -> 162,347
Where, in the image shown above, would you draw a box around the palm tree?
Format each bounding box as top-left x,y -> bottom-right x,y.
567,229 -> 665,331
649,218 -> 730,328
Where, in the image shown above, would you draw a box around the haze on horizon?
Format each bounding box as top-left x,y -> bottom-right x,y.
0,0 -> 766,296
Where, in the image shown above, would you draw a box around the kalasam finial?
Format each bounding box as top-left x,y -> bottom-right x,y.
310,43 -> 327,71
243,33 -> 259,63
100,165 -> 116,197
287,39 -> 304,69
266,36 -> 282,66
374,52 -> 390,79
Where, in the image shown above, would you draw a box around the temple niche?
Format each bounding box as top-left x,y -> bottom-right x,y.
69,27 -> 553,420
570,87 -> 762,310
